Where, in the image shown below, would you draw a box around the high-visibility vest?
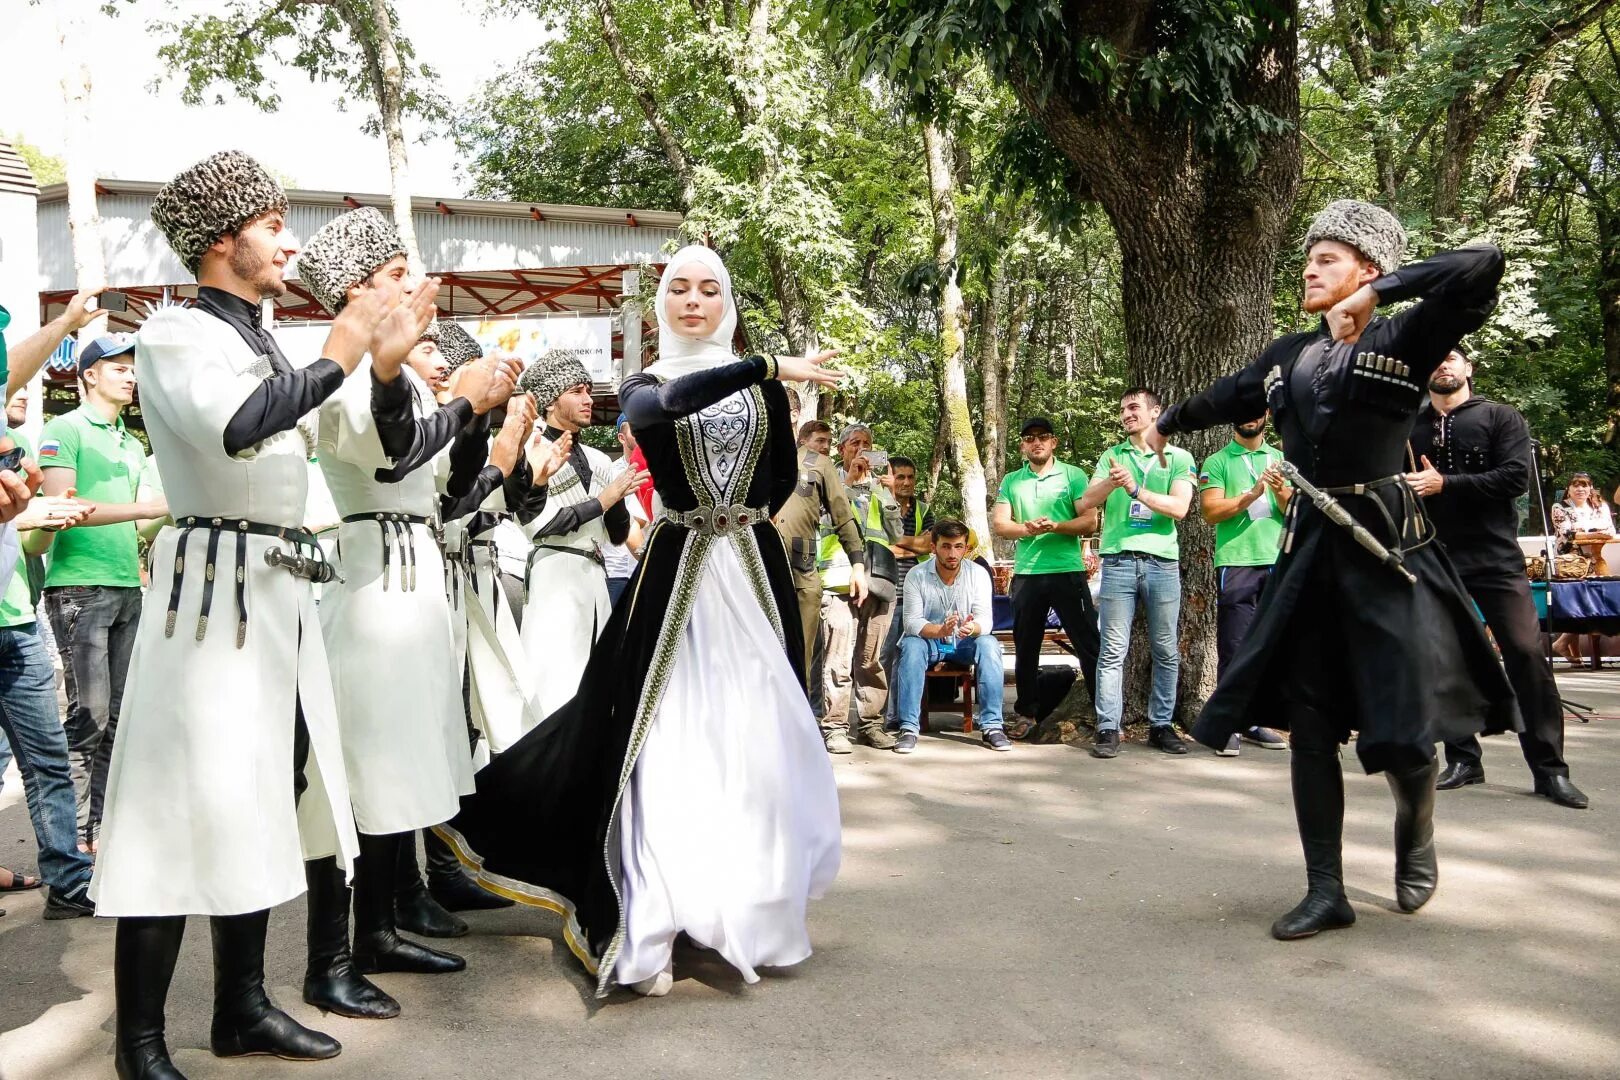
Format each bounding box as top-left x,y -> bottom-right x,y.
819,489 -> 889,591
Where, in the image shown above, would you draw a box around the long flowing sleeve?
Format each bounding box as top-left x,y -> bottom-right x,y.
619,356 -> 772,428
1157,334 -> 1305,437
1374,245 -> 1505,378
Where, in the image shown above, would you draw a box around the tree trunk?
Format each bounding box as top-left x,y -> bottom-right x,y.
57,3 -> 106,341
595,0 -> 696,209
363,0 -> 423,275
1488,63 -> 1558,215
1004,15 -> 1300,723
922,119 -> 991,554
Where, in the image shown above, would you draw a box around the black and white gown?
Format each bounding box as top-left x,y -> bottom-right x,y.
438,355 -> 840,996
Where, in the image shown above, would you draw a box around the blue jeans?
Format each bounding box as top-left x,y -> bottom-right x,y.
892,633 -> 1005,734
0,622 -> 94,896
1095,554 -> 1181,732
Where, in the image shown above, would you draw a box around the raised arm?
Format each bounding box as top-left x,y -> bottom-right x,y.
1373,245 -> 1505,377
618,357 -> 775,429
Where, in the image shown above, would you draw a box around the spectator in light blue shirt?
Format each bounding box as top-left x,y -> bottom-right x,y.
890,519 -> 1005,755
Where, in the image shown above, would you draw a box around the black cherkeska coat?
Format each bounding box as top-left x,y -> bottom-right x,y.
1157,246 -> 1521,774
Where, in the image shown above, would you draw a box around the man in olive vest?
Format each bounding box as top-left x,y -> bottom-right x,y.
772,393 -> 866,716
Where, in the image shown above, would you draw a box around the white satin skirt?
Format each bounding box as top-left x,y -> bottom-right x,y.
614,540 -> 841,987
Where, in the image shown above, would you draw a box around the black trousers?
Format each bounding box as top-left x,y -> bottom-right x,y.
1010,571 -> 1100,718
1216,565 -> 1272,676
1446,566 -> 1567,778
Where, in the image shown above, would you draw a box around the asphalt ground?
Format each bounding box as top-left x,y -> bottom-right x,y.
3,670 -> 1618,1079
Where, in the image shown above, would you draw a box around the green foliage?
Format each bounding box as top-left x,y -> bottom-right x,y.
142,0 -> 448,137
6,132 -> 64,186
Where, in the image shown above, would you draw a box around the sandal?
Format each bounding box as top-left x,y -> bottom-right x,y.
1006,716 -> 1036,741
0,866 -> 43,892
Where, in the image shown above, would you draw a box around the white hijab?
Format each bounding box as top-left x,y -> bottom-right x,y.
652,244 -> 739,381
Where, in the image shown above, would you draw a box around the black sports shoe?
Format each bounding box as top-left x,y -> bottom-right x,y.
1090,729 -> 1120,759
1148,726 -> 1188,755
43,887 -> 95,920
983,728 -> 1012,752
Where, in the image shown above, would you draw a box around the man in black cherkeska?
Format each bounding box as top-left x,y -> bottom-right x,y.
1407,346 -> 1588,809
1145,200 -> 1521,941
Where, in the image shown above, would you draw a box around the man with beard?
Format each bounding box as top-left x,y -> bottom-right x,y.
301,207 -> 521,1021
1145,199 -> 1520,940
1197,412 -> 1291,756
90,149 -> 409,1078
991,416 -> 1101,739
1407,347 -> 1587,808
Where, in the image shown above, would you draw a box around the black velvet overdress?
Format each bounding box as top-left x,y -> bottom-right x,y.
436,357 -> 802,996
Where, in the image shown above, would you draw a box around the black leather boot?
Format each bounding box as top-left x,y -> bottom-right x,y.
114,916 -> 189,1080
426,828 -> 513,912
302,855 -> 400,1019
1387,759 -> 1439,913
210,909 -> 340,1060
396,831 -> 469,938
353,831 -> 466,976
1271,716 -> 1356,940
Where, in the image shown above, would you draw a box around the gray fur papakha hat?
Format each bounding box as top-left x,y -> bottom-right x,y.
294,207 -> 407,315
151,150 -> 289,276
436,322 -> 484,371
519,349 -> 592,409
1303,199 -> 1407,275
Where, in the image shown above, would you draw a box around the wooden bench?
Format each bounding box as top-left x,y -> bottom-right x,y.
923,663 -> 975,732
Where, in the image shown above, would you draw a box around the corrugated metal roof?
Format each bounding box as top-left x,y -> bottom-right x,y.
37,183 -> 682,292
0,139 -> 39,197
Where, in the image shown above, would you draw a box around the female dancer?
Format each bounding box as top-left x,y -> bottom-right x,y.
439,245 -> 842,996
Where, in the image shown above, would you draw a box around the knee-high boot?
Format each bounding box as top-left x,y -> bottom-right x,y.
1387,759 -> 1439,913
302,855 -> 400,1019
210,909 -> 340,1060
395,830 -> 469,938
352,831 -> 466,976
1271,711 -> 1356,940
426,827 -> 513,912
114,916 -> 188,1080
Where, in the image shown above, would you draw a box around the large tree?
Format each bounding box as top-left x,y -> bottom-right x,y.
827,0 -> 1303,719
146,0 -> 446,273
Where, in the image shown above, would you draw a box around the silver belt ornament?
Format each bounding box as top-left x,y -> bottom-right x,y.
662,503 -> 769,537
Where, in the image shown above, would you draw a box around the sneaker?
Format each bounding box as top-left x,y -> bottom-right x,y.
857,725 -> 898,750
893,732 -> 919,755
1090,729 -> 1120,759
1148,726 -> 1189,755
825,731 -> 854,755
1216,733 -> 1241,757
1243,726 -> 1289,750
43,887 -> 95,920
984,728 -> 1012,752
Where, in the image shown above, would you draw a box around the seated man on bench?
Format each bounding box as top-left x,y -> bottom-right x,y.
892,519 -> 1005,754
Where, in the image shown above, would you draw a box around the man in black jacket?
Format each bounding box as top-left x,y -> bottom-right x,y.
1407,347 -> 1588,808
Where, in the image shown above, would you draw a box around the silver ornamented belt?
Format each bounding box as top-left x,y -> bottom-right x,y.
662,503 -> 769,537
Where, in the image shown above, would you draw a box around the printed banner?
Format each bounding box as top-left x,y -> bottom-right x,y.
271,316 -> 616,383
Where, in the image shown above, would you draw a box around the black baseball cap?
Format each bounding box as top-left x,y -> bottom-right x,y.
79,333 -> 136,372
1020,416 -> 1055,437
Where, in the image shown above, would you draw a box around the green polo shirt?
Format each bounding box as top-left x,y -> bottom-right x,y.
996,460 -> 1090,575
1200,439 -> 1286,568
38,404 -> 148,588
1094,441 -> 1198,559
0,431 -> 35,628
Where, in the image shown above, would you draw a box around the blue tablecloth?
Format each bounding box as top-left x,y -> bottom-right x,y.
1533,579 -> 1620,634
991,593 -> 1061,634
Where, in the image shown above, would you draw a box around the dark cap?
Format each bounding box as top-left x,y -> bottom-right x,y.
1020,416 -> 1055,437
79,334 -> 136,372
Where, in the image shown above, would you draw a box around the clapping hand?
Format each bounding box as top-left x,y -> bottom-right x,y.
527,428 -> 573,487
370,278 -> 442,375
1108,462 -> 1135,493
15,492 -> 95,532
939,611 -> 961,640
601,466 -> 651,509
489,396 -> 536,476
1024,516 -> 1055,536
